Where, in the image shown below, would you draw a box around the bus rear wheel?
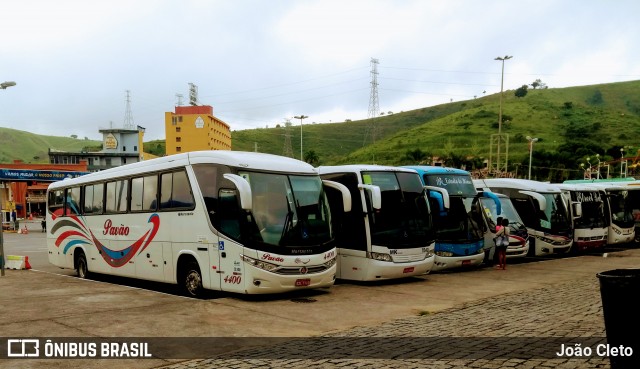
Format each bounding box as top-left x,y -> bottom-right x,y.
76,251 -> 89,279
180,262 -> 203,298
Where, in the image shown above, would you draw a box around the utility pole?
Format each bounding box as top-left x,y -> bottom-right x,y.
489,55 -> 512,175
294,115 -> 308,161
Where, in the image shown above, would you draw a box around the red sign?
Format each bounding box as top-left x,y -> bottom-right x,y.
403,267 -> 415,273
295,278 -> 311,287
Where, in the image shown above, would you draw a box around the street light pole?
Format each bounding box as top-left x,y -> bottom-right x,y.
620,148 -> 626,177
294,115 -> 308,161
494,56 -> 512,174
526,136 -> 538,180
1,81 -> 16,276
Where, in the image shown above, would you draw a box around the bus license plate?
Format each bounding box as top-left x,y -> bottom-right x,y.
295,279 -> 311,287
462,260 -> 471,266
403,267 -> 414,273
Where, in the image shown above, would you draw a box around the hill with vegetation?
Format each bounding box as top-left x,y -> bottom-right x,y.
0,127 -> 101,163
231,80 -> 640,181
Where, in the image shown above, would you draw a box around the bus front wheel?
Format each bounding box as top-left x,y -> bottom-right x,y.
180,261 -> 204,298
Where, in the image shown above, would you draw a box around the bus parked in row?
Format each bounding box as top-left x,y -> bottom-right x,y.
478,192 -> 529,261
404,166 -> 501,271
474,179 -> 573,256
47,151 -> 351,297
318,165 -> 449,281
556,184 -> 608,252
564,178 -> 637,244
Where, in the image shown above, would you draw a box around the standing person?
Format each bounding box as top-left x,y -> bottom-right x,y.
495,218 -> 510,270
491,217 -> 503,266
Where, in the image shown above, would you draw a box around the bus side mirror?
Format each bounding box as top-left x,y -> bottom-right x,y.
223,173 -> 252,211
323,180 -> 352,212
572,202 -> 583,219
358,184 -> 382,210
481,191 -> 502,215
424,186 -> 450,211
520,190 -> 547,212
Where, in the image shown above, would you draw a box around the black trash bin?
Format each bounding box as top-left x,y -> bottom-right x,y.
597,269 -> 640,369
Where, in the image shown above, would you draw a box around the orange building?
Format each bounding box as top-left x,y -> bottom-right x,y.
164,105 -> 231,155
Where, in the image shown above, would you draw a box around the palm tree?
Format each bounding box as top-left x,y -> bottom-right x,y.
304,150 -> 319,166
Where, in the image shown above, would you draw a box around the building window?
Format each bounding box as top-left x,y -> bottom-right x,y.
105,158 -> 112,166
176,137 -> 181,142
178,116 -> 183,122
176,127 -> 181,132
176,147 -> 181,152
134,146 -> 137,151
123,146 -> 126,152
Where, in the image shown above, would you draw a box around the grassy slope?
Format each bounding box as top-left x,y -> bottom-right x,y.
0,127 -> 101,163
236,80 -> 640,166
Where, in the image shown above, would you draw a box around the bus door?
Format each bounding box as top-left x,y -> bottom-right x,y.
211,188 -> 245,293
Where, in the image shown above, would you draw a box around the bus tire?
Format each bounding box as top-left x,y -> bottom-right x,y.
180,261 -> 204,298
76,251 -> 90,279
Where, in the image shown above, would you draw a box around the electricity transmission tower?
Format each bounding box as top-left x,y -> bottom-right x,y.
123,90 -> 135,129
368,58 -> 379,119
282,118 -> 293,158
363,58 -> 380,147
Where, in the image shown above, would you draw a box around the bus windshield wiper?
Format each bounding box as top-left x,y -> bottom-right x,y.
281,197 -> 295,243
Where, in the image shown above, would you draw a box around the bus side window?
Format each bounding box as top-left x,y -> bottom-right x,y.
66,187 -> 81,216
48,189 -> 65,216
160,170 -> 195,209
132,175 -> 158,212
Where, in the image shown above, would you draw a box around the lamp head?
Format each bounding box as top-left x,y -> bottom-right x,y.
1,81 -> 16,89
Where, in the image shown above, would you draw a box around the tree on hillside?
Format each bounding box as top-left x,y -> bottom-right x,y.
531,79 -> 548,89
514,85 -> 529,98
402,148 -> 429,164
304,150 -> 319,166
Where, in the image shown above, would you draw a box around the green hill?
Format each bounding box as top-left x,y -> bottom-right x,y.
0,127 -> 101,163
232,80 -> 640,174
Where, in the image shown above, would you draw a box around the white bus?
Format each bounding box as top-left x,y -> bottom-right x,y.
405,166 -> 500,271
564,179 -> 636,244
474,179 -> 573,256
556,184 -> 608,253
47,151 -> 351,297
318,165 -> 449,281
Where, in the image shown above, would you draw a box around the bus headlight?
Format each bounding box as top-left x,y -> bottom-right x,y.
368,252 -> 392,262
539,236 -> 569,246
240,255 -> 278,272
323,258 -> 337,268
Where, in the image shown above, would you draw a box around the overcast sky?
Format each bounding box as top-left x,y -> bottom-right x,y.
1,0 -> 639,141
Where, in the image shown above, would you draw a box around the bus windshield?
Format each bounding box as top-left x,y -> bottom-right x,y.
362,171 -> 434,248
423,174 -> 477,197
608,190 -> 635,228
480,197 -> 527,233
433,196 -> 484,242
570,190 -> 608,229
243,172 -> 332,248
539,193 -> 572,233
